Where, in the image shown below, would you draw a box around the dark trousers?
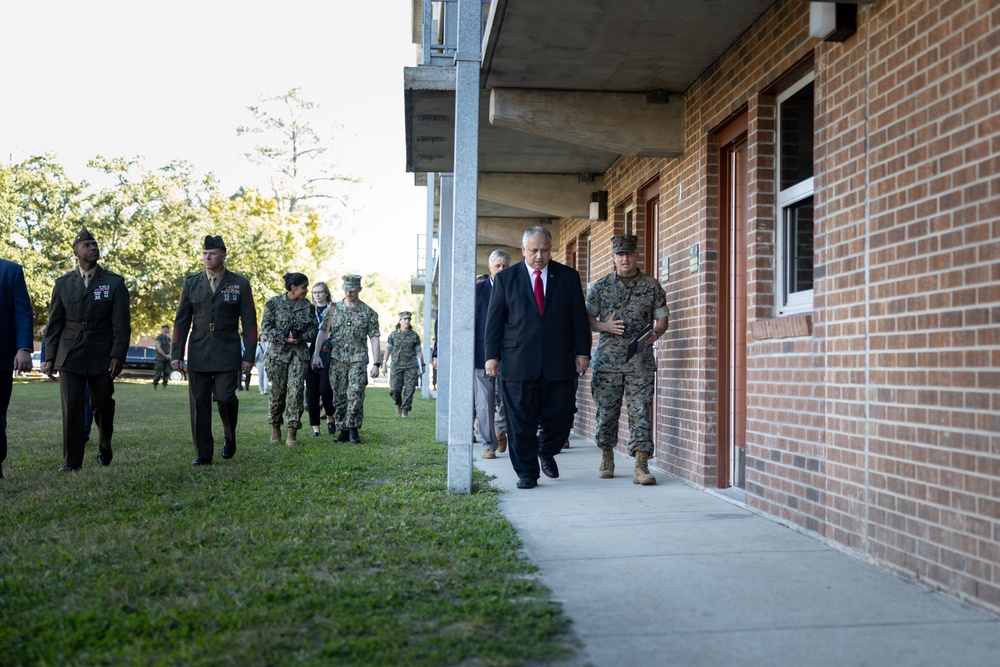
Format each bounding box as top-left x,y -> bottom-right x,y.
500,376 -> 577,481
187,369 -> 239,460
0,373 -> 11,464
60,369 -> 115,467
305,365 -> 334,427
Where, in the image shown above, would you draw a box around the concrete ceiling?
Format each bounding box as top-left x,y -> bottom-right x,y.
404,0 -> 777,267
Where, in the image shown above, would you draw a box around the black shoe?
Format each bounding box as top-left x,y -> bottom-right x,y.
336,429 -> 350,443
539,455 -> 559,479
222,440 -> 236,459
311,431 -> 320,438
192,458 -> 212,466
0,462 -> 4,479
97,447 -> 113,466
348,428 -> 360,444
516,477 -> 537,489
327,423 -> 335,435
153,383 -> 157,390
59,465 -> 81,473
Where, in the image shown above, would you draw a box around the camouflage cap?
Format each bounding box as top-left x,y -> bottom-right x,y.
203,235 -> 227,251
72,228 -> 96,248
342,274 -> 362,290
611,234 -> 637,254
398,311 -> 412,319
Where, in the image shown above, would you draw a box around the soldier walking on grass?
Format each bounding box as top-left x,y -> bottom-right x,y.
171,235 -> 257,466
586,234 -> 669,485
152,325 -> 171,390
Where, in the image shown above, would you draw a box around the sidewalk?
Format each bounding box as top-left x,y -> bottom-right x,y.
474,435 -> 1000,667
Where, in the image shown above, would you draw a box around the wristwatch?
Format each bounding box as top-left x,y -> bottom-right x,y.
373,362 -> 381,367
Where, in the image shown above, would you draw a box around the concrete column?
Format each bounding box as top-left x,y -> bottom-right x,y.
421,172 -> 436,402
446,0 -> 481,494
436,174 -> 454,442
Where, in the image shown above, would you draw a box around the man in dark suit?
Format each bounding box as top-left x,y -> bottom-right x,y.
171,235 -> 257,466
43,229 -> 132,472
485,226 -> 591,488
475,249 -> 510,460
1,259 -> 34,480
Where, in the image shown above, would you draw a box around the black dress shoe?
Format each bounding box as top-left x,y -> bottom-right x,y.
191,458 -> 213,466
348,428 -> 360,444
335,429 -> 350,442
222,440 -> 236,459
516,477 -> 537,489
327,423 -> 335,435
97,447 -> 113,466
59,465 -> 81,473
539,455 -> 559,479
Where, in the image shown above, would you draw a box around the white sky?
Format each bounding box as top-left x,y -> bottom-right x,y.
1,0 -> 428,280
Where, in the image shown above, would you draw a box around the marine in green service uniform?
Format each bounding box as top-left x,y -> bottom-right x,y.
312,274 -> 381,444
171,235 -> 258,466
153,325 -> 171,389
261,272 -> 317,446
384,311 -> 424,417
586,234 -> 670,485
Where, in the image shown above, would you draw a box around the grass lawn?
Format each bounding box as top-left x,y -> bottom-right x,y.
0,377 -> 575,666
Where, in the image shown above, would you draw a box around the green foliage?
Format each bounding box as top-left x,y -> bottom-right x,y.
0,380 -> 575,666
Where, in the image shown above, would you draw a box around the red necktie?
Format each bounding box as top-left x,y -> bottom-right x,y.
533,269 -> 544,314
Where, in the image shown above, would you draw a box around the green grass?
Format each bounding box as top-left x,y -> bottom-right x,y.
0,377 -> 575,666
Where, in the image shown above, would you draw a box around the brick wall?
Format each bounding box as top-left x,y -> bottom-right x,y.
555,0 -> 1000,614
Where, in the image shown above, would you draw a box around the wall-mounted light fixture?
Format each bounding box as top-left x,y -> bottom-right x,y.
808,2 -> 859,42
589,191 -> 608,221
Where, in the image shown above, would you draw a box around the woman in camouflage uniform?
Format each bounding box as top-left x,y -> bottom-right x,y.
384,311 -> 424,417
261,273 -> 316,446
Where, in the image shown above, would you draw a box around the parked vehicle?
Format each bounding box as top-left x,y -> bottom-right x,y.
124,346 -> 157,369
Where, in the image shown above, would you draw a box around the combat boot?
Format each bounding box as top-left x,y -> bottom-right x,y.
599,448 -> 615,479
336,429 -> 350,442
396,405 -> 402,417
270,425 -> 282,443
286,427 -> 298,447
633,451 -> 656,486
401,409 -> 409,418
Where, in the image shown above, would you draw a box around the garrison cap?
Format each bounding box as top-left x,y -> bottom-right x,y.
72,228 -> 96,248
342,274 -> 362,290
611,234 -> 637,254
203,235 -> 227,251
398,311 -> 412,319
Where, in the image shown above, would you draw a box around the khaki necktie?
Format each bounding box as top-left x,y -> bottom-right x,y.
210,276 -> 218,293
83,271 -> 92,288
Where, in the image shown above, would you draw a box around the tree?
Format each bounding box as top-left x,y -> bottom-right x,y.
236,88 -> 358,214
0,154 -> 84,329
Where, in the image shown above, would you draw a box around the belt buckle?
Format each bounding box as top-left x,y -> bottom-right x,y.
80,322 -> 88,331
209,323 -> 215,332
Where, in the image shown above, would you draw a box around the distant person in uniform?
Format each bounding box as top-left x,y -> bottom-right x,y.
261,272 -> 316,446
384,311 -> 424,418
1,259 -> 34,480
152,325 -> 171,390
42,228 -> 131,472
171,235 -> 257,466
586,234 -> 669,485
312,274 -> 380,444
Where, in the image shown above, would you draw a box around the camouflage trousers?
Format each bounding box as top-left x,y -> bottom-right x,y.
152,358 -> 170,386
389,366 -> 419,411
591,370 -> 654,455
265,354 -> 308,429
329,358 -> 369,429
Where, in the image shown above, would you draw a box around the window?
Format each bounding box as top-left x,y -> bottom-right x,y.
776,72 -> 815,314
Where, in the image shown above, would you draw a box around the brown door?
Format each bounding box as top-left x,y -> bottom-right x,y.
642,181 -> 660,449
717,117 -> 748,489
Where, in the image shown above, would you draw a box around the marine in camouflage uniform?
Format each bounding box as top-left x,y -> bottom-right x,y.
152,325 -> 171,389
586,234 -> 670,485
385,311 -> 424,415
261,286 -> 317,433
316,274 -> 381,443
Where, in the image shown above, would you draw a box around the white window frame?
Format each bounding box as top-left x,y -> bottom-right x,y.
776,71 -> 815,316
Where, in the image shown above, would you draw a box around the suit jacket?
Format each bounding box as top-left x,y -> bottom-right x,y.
484,259 -> 591,382
473,278 -> 493,369
45,264 -> 131,374
0,259 -> 34,365
172,269 -> 257,372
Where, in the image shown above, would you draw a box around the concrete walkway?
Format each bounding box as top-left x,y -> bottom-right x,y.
474,435 -> 1000,667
